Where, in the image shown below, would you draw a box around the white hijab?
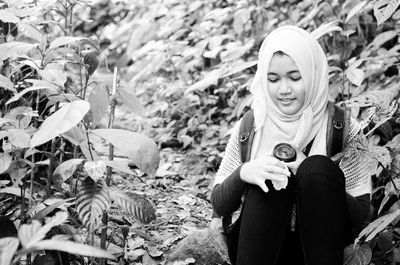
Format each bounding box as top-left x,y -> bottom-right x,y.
250,26 -> 329,158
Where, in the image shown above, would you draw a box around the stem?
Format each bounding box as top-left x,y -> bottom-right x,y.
46,102 -> 59,198
29,154 -> 35,207
99,67 -> 117,265
99,211 -> 108,265
106,67 -> 118,186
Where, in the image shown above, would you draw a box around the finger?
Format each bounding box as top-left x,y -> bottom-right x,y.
263,172 -> 288,182
258,181 -> 269,193
264,165 -> 291,177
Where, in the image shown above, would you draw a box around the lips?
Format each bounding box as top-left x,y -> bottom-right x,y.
279,98 -> 295,103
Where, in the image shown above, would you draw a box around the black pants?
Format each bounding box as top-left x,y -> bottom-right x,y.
227,155 -> 372,265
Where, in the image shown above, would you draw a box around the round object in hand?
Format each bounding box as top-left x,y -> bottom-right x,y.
273,143 -> 296,162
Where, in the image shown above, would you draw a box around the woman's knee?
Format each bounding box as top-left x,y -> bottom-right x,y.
297,155 -> 345,188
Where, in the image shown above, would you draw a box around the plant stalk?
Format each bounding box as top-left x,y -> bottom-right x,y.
100,67 -> 118,265
46,102 -> 59,198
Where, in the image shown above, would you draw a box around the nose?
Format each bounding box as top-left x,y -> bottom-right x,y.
278,78 -> 291,94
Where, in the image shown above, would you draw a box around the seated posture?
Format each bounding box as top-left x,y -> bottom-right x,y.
211,26 -> 372,265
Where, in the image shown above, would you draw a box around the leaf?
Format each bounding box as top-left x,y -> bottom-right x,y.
345,1 -> 369,23
0,152 -> 12,174
19,211 -> 68,249
102,159 -> 137,175
0,9 -> 20,23
8,129 -> 30,148
49,36 -> 85,50
345,67 -> 364,87
62,125 -> 86,145
310,20 -> 342,40
30,100 -> 90,147
32,198 -> 74,221
343,243 -> 372,265
0,74 -> 16,93
52,159 -> 84,189
370,30 -> 397,48
0,42 -> 38,61
220,39 -> 255,62
83,160 -> 106,182
30,239 -> 116,260
76,177 -> 111,232
110,189 -> 156,224
0,187 -> 32,200
184,68 -> 225,95
91,129 -> 159,176
374,0 -> 400,26
355,209 -> 400,245
39,69 -> 67,87
0,237 -> 19,265
88,86 -> 109,127
222,60 -> 257,78
6,81 -> 59,105
117,86 -> 146,116
343,85 -> 400,108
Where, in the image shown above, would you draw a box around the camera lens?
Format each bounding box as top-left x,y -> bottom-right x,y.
273,143 -> 296,162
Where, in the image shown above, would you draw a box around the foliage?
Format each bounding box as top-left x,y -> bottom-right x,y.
0,0 -> 159,264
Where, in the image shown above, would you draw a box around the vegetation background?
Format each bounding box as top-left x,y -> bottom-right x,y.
1,0 -> 400,264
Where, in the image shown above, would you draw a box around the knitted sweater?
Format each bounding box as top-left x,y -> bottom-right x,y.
212,117 -> 371,217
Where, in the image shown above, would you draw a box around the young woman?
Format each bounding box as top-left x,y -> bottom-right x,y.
211,26 -> 372,265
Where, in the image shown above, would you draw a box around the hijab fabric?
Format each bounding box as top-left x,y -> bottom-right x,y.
250,26 -> 329,158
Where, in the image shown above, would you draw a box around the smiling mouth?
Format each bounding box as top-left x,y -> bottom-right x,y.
279,98 -> 295,102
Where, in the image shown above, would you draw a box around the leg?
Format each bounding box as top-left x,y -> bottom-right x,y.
235,179 -> 296,265
296,155 -> 349,265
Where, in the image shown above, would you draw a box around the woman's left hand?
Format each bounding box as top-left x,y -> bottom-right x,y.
284,147 -> 307,175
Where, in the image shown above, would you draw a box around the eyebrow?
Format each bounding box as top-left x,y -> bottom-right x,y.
268,70 -> 300,75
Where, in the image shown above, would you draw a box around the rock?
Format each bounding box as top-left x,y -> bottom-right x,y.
167,228 -> 230,265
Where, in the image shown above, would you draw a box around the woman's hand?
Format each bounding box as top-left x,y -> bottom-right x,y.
240,155 -> 290,193
285,147 -> 307,175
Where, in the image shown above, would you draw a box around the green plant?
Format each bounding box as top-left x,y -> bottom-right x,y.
0,1 -> 160,264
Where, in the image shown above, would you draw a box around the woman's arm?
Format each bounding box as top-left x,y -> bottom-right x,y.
211,122 -> 247,217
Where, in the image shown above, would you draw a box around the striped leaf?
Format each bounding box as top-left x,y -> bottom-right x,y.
110,189 -> 156,224
76,178 -> 111,232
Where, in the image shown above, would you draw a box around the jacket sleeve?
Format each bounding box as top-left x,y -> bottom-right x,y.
211,121 -> 247,217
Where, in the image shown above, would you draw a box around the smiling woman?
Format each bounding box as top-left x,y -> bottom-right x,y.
210,26 -> 373,265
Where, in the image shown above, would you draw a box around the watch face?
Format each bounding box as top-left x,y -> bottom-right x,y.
273,143 -> 296,162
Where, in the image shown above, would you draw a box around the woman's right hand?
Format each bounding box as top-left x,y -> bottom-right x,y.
240,155 -> 290,193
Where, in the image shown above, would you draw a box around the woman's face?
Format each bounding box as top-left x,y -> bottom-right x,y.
267,53 -> 305,115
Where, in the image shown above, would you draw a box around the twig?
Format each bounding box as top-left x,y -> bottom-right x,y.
100,67 -> 118,265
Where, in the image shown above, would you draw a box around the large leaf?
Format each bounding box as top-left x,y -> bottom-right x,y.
76,177 -> 111,232
343,243 -> 372,265
0,42 -> 37,61
110,189 -> 156,224
374,0 -> 400,26
0,9 -> 20,23
52,159 -> 84,189
88,86 -> 109,127
19,211 -> 68,249
0,152 -> 12,174
355,209 -> 400,245
8,129 -> 30,148
184,68 -> 225,95
91,129 -> 159,176
0,237 -> 19,265
30,100 -> 90,147
117,86 -> 145,116
31,239 -> 116,260
310,20 -> 342,40
39,69 -> 67,87
49,36 -> 85,50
